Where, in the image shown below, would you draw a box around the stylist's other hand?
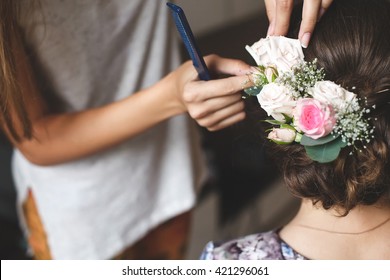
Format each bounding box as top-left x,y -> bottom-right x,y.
172,55 -> 253,131
265,0 -> 333,47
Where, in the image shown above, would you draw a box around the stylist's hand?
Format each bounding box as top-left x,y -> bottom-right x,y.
170,55 -> 253,131
265,0 -> 333,47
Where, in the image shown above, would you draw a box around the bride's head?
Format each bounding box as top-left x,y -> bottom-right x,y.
268,0 -> 390,214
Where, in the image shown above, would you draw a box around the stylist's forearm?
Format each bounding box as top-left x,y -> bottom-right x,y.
16,78 -> 183,166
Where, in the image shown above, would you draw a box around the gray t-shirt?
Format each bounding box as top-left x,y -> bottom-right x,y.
14,0 -> 207,259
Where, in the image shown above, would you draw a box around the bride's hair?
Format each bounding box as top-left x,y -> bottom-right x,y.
269,0 -> 390,214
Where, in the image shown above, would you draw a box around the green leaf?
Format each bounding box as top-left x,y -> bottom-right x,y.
270,139 -> 293,145
304,137 -> 347,163
270,72 -> 277,82
281,114 -> 293,123
244,86 -> 262,96
295,132 -> 302,142
300,134 -> 339,147
262,117 -> 293,126
257,65 -> 266,71
263,119 -> 284,126
280,123 -> 296,131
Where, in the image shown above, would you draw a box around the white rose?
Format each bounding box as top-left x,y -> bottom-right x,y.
245,36 -> 304,73
309,81 -> 356,112
246,37 -> 273,66
257,83 -> 296,122
268,128 -> 296,144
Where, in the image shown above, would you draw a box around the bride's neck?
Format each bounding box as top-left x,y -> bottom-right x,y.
280,198 -> 390,259
292,198 -> 390,234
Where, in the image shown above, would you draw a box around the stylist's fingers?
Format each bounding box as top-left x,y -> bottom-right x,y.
318,0 -> 333,19
196,100 -> 246,131
299,0 -> 333,47
204,54 -> 252,76
266,0 -> 294,36
176,55 -> 252,130
265,0 -> 276,35
188,93 -> 243,120
265,0 -> 334,47
183,74 -> 249,129
208,111 -> 246,131
183,75 -> 251,102
298,0 -> 322,48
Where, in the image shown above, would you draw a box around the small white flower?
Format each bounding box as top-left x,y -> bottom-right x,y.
264,66 -> 278,83
268,128 -> 296,144
245,36 -> 304,73
257,83 -> 296,122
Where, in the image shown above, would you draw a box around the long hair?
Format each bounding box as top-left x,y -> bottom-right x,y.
0,0 -> 31,141
268,0 -> 390,214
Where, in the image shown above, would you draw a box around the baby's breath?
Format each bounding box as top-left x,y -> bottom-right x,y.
277,59 -> 325,99
252,68 -> 269,87
332,98 -> 374,146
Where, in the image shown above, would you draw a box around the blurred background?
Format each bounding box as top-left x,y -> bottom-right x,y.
0,0 -> 299,260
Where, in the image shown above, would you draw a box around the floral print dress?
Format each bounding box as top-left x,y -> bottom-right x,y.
200,230 -> 307,260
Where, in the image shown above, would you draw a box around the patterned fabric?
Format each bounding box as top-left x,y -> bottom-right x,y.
200,230 -> 307,260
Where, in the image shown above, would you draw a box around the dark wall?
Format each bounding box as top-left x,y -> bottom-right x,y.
0,134 -> 28,259
188,14 -> 281,224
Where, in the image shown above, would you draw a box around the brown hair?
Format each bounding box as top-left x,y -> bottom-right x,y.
0,0 -> 31,140
268,0 -> 390,214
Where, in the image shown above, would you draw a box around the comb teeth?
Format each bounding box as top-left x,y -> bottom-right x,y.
170,11 -> 196,60
167,3 -> 210,81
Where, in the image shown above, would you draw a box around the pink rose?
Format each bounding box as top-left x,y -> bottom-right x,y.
294,98 -> 336,139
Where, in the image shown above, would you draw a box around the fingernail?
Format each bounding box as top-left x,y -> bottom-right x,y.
300,32 -> 311,48
267,23 -> 274,36
250,66 -> 259,73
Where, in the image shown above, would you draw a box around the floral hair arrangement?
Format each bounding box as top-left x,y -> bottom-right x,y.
244,36 -> 374,163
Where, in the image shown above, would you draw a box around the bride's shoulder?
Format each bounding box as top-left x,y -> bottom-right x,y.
200,230 -> 285,260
